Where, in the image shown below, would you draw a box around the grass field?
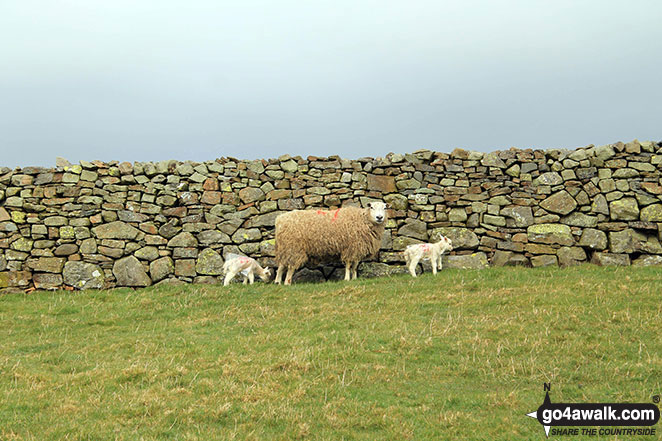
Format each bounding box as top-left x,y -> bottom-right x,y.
1,265 -> 661,440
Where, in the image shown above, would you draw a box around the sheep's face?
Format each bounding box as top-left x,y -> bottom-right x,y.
436,235 -> 453,252
366,202 -> 387,225
261,268 -> 272,282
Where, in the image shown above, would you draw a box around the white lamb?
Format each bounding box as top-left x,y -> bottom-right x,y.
404,236 -> 453,277
222,254 -> 271,286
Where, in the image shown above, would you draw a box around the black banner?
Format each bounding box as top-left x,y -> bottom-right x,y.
536,392 -> 660,427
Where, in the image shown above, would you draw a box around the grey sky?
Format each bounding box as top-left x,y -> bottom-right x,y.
1,0 -> 660,167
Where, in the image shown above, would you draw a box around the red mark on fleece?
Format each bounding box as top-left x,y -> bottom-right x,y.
316,209 -> 340,221
422,244 -> 430,251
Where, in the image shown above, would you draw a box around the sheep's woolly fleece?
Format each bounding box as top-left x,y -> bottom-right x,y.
274,206 -> 385,271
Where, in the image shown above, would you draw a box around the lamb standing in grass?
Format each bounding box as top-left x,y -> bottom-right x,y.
222,254 -> 271,286
404,236 -> 453,277
274,202 -> 387,285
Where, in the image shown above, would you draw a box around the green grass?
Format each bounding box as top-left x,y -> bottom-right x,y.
1,265 -> 661,440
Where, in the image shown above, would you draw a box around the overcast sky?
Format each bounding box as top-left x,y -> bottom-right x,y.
1,1 -> 660,167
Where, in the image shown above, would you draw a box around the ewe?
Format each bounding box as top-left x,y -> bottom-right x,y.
274,202 -> 387,285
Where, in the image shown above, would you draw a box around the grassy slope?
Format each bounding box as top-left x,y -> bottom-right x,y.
1,266 -> 661,440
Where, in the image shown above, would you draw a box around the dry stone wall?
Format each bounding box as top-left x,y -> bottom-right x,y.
1,139 -> 662,291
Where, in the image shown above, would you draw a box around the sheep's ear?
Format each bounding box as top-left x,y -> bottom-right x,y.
386,203 -> 391,209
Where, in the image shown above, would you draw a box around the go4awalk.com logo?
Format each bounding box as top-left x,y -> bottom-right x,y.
526,384 -> 660,437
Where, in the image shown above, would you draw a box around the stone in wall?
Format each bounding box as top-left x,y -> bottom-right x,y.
113,257 -> 151,287
150,257 -> 175,282
63,262 -> 105,289
196,248 -> 224,275
443,253 -> 489,269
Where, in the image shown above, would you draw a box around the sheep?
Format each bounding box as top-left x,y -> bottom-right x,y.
274,202 -> 387,285
403,236 -> 453,277
222,253 -> 271,286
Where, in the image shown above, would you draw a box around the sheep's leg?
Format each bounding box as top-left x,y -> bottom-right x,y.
284,267 -> 295,285
439,255 -> 443,271
275,265 -> 284,284
408,257 -> 419,277
248,272 -> 255,285
344,262 -> 352,281
351,261 -> 359,280
224,270 -> 236,286
431,253 -> 438,275
403,251 -> 411,267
